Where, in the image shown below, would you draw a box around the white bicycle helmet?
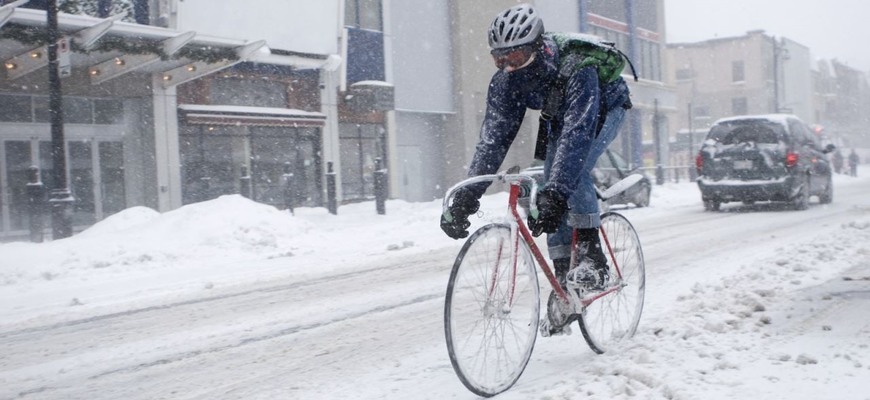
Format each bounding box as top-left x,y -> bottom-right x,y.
488,3 -> 545,50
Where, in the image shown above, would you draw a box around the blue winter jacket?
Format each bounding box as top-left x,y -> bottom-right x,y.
466,37 -> 631,199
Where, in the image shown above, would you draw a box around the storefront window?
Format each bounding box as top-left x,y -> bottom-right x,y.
180,125 -> 247,204
0,95 -> 32,122
250,126 -> 322,208
94,100 -> 124,125
346,0 -> 382,31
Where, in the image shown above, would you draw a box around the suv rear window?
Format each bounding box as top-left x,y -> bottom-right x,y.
706,120 -> 787,145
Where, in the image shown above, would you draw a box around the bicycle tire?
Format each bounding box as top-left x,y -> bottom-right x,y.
444,223 -> 540,397
578,212 -> 645,354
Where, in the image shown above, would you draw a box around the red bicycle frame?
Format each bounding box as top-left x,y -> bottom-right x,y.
499,182 -> 622,307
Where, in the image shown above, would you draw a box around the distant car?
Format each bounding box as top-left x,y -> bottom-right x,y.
594,148 -> 652,208
695,114 -> 835,211
520,148 -> 652,210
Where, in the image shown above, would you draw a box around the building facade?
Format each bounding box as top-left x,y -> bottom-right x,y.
666,30 -> 814,156
1,0 -> 679,240
0,1 -> 336,239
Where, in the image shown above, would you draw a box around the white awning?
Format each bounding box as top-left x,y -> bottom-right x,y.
178,104 -> 327,127
0,5 -> 339,86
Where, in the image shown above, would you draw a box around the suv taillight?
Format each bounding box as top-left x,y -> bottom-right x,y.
786,152 -> 799,168
695,152 -> 704,172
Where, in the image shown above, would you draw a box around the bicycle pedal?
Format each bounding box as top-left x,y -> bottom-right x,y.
539,319 -> 572,337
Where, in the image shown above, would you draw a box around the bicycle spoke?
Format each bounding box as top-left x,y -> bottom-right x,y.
579,212 -> 645,354
445,224 -> 540,397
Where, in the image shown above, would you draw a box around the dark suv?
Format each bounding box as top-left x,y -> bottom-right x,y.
695,114 -> 835,211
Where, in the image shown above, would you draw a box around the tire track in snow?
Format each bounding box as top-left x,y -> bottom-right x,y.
0,248 -> 451,340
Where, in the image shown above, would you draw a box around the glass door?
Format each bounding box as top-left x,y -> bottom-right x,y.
99,142 -> 126,217
3,141 -> 34,233
69,141 -> 96,226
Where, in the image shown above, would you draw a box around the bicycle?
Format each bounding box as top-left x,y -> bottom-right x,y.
441,168 -> 646,397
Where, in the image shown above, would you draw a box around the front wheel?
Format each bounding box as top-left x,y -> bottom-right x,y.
703,199 -> 721,211
578,212 -> 645,354
444,223 -> 540,397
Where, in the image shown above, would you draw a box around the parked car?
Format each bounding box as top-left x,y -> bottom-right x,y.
594,148 -> 652,208
520,148 -> 652,211
695,114 -> 835,211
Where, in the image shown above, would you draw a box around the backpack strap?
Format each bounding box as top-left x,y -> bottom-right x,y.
534,57 -> 605,161
533,38 -> 638,161
616,47 -> 639,82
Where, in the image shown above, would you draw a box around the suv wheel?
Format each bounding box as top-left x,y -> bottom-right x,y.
792,175 -> 810,210
634,184 -> 651,207
703,199 -> 720,211
819,175 -> 833,204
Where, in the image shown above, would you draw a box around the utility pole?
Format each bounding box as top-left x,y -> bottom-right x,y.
772,36 -> 781,113
653,99 -> 663,185
577,0 -> 588,33
688,102 -> 697,180
624,0 -> 643,168
47,0 -> 74,239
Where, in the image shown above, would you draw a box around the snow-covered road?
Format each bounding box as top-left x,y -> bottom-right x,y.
1,169 -> 868,399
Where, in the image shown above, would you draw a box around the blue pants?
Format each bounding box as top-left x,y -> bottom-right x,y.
543,106 -> 626,260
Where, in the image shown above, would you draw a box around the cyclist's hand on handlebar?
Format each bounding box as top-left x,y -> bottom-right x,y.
441,188 -> 480,239
529,187 -> 568,237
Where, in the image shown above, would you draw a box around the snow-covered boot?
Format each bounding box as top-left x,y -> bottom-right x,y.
566,228 -> 610,291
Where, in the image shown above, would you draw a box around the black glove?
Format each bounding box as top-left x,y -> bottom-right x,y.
441,188 -> 480,239
529,187 -> 568,237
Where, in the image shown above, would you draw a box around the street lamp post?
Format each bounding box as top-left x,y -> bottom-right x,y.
46,0 -> 74,239
688,102 -> 697,180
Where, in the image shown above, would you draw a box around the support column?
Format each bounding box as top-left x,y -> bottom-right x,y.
152,74 -> 182,211
321,69 -> 343,203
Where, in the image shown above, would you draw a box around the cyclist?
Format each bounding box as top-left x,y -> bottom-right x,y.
440,3 -> 632,291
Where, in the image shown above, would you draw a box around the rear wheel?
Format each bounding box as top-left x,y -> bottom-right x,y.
703,199 -> 720,211
578,212 -> 645,354
792,175 -> 810,210
444,223 -> 540,397
819,174 -> 833,204
633,184 -> 651,207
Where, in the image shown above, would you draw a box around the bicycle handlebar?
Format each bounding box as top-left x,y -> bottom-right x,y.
442,170 -> 644,222
442,171 -> 540,222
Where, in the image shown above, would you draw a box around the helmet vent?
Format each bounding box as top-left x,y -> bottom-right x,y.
487,3 -> 544,50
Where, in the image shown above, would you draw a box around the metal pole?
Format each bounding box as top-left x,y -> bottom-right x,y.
688,102 -> 697,180
47,0 -> 73,239
624,0 -> 643,168
772,36 -> 779,113
654,99 -> 664,185
326,161 -> 337,215
373,157 -> 386,215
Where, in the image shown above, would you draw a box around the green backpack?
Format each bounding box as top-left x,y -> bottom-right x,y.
533,32 -> 637,160
547,32 -> 635,84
